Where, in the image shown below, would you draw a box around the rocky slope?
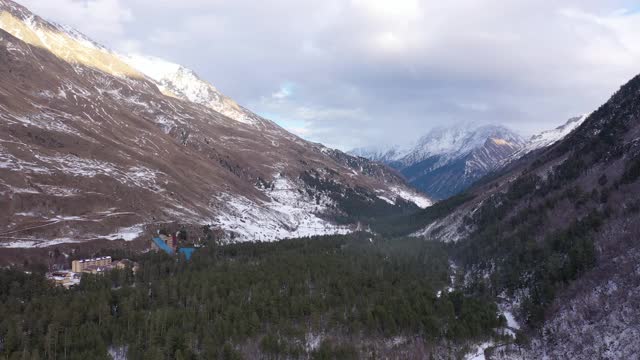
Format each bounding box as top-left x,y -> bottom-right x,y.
0,0 -> 430,252
411,73 -> 640,358
351,124 -> 525,199
507,114 -> 588,162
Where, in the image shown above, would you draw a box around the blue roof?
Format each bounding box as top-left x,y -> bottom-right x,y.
152,237 -> 174,255
179,248 -> 196,261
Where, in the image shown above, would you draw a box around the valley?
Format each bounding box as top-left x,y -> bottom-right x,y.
0,0 -> 639,359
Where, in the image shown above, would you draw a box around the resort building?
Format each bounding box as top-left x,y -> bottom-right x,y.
71,256 -> 112,273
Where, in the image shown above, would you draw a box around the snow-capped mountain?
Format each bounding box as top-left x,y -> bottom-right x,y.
120,54 -> 264,127
509,114 -> 588,161
350,124 -> 525,199
401,124 -> 524,167
0,0 -> 430,249
352,116 -> 589,200
349,144 -> 411,165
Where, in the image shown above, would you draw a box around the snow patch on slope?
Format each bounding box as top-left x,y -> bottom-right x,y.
389,186 -> 432,208
465,342 -> 493,360
0,218 -> 145,248
375,186 -> 432,209
103,224 -> 145,241
31,154 -> 165,191
214,175 -> 351,241
411,212 -> 467,242
509,114 -> 588,161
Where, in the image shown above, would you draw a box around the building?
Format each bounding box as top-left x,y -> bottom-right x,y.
46,271 -> 81,289
115,259 -> 140,273
179,247 -> 196,261
168,233 -> 178,250
71,256 -> 112,273
151,236 -> 174,254
46,257 -> 139,288
151,236 -> 197,261
151,234 -> 176,254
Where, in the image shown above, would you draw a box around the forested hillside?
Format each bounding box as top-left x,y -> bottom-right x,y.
0,234 -> 507,359
406,73 -> 640,358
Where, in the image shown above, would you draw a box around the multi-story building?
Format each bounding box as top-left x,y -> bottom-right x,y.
71,256 -> 112,273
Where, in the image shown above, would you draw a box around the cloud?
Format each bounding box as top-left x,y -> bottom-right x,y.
271,83 -> 294,100
19,0 -> 133,40
14,0 -> 640,150
559,7 -> 640,68
254,87 -> 370,149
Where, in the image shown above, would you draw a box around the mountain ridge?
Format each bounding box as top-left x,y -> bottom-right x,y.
350,124 -> 526,199
0,0 -> 431,251
506,114 -> 588,163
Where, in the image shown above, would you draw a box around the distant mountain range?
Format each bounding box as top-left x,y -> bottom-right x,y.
350,117 -> 587,199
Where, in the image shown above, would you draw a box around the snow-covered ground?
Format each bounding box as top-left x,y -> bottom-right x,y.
0,215 -> 145,248
502,311 -> 520,332
108,346 -> 127,360
465,342 -> 493,360
0,237 -> 80,248
214,174 -> 351,241
102,224 -> 145,241
121,54 -> 259,125
437,261 -> 458,298
376,186 -> 432,209
507,114 -> 588,162
305,333 -> 322,352
411,210 -> 468,242
462,304 -> 521,360
389,186 -> 432,208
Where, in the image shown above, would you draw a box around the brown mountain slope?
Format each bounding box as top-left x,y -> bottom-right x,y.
0,0 -> 430,254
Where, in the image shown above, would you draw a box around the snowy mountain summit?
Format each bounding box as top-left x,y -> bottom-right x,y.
351,117 -> 587,200
121,54 -> 261,126
349,144 -> 411,165
351,124 -> 525,199
402,124 -> 524,168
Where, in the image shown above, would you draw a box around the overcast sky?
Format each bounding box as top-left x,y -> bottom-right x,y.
18,0 -> 640,150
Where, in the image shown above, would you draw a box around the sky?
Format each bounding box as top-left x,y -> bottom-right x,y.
16,0 -> 640,150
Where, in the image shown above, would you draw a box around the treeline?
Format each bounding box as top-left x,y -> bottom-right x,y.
0,234 -> 502,359
370,193 -> 475,237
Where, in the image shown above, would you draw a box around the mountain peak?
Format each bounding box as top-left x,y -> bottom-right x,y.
119,54 -> 183,84
0,0 -> 432,247
404,123 -> 524,167
350,123 -> 525,199
0,0 -> 264,128
0,3 -> 142,79
119,54 -> 259,125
